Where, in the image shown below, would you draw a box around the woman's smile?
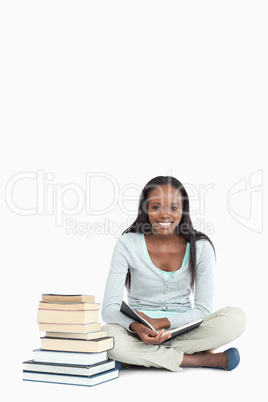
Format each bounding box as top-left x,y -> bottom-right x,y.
156,221 -> 174,228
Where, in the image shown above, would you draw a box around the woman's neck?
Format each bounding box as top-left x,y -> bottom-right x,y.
146,231 -> 183,244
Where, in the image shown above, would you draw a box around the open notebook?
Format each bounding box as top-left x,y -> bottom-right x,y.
120,301 -> 202,341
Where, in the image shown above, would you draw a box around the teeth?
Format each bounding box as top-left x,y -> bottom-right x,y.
158,222 -> 172,226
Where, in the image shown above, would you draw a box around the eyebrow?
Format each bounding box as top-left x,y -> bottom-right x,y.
150,201 -> 181,205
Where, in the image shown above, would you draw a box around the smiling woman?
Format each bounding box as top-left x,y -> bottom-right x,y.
101,176 -> 247,372
143,184 -> 187,272
123,176 -> 215,290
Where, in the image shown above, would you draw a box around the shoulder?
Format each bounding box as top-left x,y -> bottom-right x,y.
114,232 -> 143,252
195,238 -> 215,261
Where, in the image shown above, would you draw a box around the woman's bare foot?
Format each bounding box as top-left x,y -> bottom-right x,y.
181,350 -> 228,369
121,362 -> 136,368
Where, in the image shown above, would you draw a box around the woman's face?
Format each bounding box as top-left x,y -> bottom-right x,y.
146,184 -> 183,236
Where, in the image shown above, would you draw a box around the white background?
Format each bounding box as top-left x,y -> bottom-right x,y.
0,1 -> 267,400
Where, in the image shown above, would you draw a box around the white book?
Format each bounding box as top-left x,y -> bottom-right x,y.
23,359 -> 115,377
23,368 -> 119,387
33,348 -> 108,365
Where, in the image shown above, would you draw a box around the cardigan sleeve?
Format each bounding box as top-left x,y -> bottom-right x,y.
168,239 -> 215,328
101,238 -> 135,331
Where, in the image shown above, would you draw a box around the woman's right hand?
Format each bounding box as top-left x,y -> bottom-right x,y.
129,322 -> 171,345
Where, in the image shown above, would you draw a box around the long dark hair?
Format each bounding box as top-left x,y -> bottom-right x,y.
123,176 -> 215,291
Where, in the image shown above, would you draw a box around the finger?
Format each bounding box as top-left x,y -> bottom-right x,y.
146,329 -> 164,345
143,336 -> 162,346
155,329 -> 165,342
157,329 -> 165,337
144,327 -> 157,337
140,332 -> 157,345
159,332 -> 172,344
152,329 -> 172,345
141,328 -> 162,344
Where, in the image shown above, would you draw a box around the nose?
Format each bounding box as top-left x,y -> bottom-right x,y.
159,208 -> 171,218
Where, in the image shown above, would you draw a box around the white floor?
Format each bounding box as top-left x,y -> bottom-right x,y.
11,334 -> 264,402
18,360 -> 261,402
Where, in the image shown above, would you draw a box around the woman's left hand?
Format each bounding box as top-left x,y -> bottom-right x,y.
134,310 -> 170,331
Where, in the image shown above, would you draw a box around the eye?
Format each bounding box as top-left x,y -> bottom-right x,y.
171,206 -> 178,210
152,205 -> 160,210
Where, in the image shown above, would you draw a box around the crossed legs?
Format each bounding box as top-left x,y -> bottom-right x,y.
103,306 -> 247,372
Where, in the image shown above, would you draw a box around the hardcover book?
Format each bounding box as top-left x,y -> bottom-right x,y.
39,322 -> 101,333
42,294 -> 95,303
39,301 -> 101,311
23,358 -> 115,376
23,368 -> 119,387
41,336 -> 114,353
37,309 -> 99,324
120,301 -> 203,341
33,348 -> 108,365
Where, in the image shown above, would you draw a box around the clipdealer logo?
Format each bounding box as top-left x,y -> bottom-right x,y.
227,169 -> 263,233
6,169 -> 250,238
5,171 -> 141,229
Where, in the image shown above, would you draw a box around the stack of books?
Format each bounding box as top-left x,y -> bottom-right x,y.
23,294 -> 119,387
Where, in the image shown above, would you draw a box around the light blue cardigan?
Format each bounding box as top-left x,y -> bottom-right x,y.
102,232 -> 215,330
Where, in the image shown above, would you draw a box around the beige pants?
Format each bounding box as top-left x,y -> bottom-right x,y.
102,306 -> 247,372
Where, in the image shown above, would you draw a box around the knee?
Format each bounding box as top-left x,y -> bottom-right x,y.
102,323 -> 126,337
229,306 -> 247,336
101,324 -> 129,361
221,306 -> 247,339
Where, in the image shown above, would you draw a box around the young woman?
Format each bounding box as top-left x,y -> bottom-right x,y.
102,176 -> 246,371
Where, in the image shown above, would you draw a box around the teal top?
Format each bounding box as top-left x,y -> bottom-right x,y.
138,234 -> 190,318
